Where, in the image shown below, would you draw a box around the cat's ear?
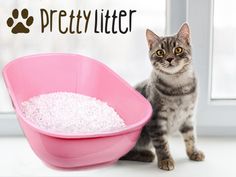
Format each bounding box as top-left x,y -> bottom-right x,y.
146,29 -> 160,50
177,23 -> 190,44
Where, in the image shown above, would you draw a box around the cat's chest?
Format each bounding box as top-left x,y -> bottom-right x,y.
160,95 -> 196,133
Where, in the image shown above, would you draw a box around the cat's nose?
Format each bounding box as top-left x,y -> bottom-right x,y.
166,58 -> 174,63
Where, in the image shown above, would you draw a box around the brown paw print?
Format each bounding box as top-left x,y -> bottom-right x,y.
7,9 -> 34,34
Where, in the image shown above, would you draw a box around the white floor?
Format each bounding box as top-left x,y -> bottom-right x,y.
0,136 -> 236,177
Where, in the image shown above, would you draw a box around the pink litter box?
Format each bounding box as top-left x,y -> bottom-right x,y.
2,53 -> 152,169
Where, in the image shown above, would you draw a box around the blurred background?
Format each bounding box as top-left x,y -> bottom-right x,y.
0,0 -> 165,112
1,0 -> 236,113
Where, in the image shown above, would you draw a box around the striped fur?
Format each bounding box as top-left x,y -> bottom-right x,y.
120,23 -> 205,171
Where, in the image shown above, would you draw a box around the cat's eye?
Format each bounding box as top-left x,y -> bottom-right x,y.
156,49 -> 165,57
174,47 -> 183,55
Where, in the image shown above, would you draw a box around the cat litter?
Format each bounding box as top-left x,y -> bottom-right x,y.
21,92 -> 126,134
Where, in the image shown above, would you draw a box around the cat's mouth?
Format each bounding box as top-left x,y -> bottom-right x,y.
164,62 -> 178,69
158,62 -> 185,74
167,63 -> 175,67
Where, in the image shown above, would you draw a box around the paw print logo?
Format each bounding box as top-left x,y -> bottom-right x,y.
7,9 -> 34,34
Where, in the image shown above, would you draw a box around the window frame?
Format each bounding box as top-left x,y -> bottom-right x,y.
0,113 -> 22,135
187,0 -> 236,136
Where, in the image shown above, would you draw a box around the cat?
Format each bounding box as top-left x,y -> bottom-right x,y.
120,23 -> 205,171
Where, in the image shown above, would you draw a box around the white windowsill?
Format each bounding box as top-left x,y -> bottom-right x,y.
0,136 -> 235,177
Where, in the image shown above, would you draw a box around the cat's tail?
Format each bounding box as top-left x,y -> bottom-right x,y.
120,149 -> 155,162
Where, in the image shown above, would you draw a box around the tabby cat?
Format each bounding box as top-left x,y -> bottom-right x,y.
120,23 -> 205,171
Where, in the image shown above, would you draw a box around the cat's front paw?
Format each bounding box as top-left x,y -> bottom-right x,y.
188,150 -> 205,161
158,158 -> 175,171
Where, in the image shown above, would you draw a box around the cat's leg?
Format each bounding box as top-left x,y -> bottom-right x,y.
120,80 -> 154,162
180,119 -> 205,161
147,116 -> 175,171
120,127 -> 155,162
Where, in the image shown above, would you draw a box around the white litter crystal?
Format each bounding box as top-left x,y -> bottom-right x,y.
21,92 -> 126,134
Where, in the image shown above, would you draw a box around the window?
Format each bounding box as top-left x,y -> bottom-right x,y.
188,0 -> 236,135
212,0 -> 236,99
0,0 -> 166,135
